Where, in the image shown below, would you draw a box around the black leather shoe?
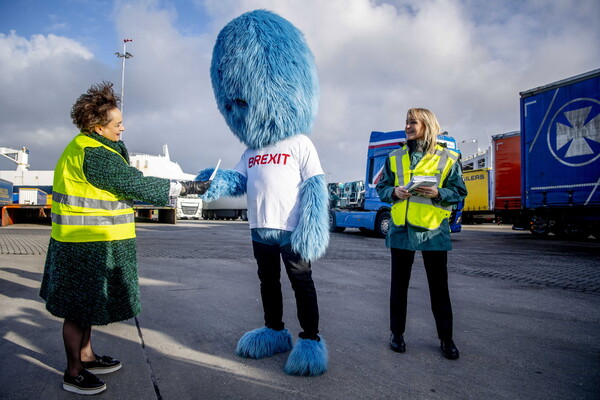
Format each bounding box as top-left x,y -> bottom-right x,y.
389,333 -> 406,353
440,340 -> 459,360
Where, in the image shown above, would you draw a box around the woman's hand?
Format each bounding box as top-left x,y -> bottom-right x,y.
180,180 -> 211,196
414,186 -> 439,199
394,186 -> 411,200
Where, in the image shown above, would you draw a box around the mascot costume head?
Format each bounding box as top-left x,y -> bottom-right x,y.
197,9 -> 330,376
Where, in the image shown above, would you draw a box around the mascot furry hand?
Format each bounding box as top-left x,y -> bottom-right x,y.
197,9 -> 329,376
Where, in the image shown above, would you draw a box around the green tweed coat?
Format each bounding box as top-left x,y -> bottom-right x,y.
40,133 -> 171,325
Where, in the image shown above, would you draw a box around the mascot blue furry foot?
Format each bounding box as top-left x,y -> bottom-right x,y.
284,336 -> 328,377
236,327 -> 293,359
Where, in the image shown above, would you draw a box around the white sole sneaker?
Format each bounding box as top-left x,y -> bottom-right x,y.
62,381 -> 107,395
86,363 -> 122,375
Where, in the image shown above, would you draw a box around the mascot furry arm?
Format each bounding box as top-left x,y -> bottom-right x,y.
197,9 -> 329,262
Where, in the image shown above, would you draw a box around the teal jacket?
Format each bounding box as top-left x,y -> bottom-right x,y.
376,142 -> 467,251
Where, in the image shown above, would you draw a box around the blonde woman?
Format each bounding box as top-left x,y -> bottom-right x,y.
376,108 -> 467,359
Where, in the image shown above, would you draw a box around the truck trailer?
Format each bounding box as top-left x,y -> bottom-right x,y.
459,131 -> 520,226
329,130 -> 463,237
461,168 -> 494,224
202,195 -> 248,221
519,68 -> 600,238
0,179 -> 12,205
492,131 -> 522,225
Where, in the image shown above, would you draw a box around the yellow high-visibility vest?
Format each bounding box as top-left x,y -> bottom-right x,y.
389,144 -> 459,230
51,133 -> 135,242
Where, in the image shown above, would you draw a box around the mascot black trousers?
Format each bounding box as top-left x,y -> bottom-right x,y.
390,249 -> 454,341
252,241 -> 320,338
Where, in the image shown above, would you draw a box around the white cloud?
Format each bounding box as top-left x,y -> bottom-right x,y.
0,31 -> 110,170
0,31 -> 93,75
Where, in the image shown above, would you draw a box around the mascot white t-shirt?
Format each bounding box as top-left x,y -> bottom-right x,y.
234,134 -> 324,231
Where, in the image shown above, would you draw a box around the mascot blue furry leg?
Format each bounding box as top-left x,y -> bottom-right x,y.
198,10 -> 329,376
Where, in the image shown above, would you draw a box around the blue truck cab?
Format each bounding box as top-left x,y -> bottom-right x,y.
329,130 -> 463,237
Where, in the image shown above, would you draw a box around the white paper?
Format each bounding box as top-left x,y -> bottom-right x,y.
209,159 -> 221,181
405,175 -> 437,193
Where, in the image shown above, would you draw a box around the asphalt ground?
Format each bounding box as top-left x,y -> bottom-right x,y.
0,221 -> 599,399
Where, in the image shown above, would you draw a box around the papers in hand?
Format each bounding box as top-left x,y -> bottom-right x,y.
208,159 -> 221,181
404,175 -> 437,193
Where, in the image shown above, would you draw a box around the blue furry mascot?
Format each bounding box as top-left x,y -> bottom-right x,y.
197,10 -> 329,376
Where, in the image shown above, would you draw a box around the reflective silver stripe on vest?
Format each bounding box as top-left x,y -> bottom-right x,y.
426,147 -> 454,212
436,151 -> 448,174
53,192 -> 134,210
410,195 -> 452,211
51,213 -> 134,226
390,147 -> 408,186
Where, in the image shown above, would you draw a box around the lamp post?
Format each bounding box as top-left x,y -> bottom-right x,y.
115,38 -> 133,115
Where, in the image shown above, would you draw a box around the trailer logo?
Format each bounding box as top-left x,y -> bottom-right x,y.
548,98 -> 600,166
464,173 -> 485,181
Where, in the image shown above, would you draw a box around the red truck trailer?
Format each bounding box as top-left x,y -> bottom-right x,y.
493,131 -> 522,225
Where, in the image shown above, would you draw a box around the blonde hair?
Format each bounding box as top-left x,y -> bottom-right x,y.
406,108 -> 441,154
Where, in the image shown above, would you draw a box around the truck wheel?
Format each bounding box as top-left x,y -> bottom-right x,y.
560,223 -> 590,240
328,210 -> 344,233
530,215 -> 550,236
375,211 -> 391,238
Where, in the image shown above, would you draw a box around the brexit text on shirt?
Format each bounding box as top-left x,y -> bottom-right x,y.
248,153 -> 291,168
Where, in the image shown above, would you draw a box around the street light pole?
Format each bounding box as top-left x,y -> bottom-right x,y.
115,38 -> 133,115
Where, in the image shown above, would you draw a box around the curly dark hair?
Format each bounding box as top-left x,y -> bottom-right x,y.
70,82 -> 121,134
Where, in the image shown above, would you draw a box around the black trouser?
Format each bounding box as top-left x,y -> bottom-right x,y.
252,240 -> 319,339
390,248 -> 453,341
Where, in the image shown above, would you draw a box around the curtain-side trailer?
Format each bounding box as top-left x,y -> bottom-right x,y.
461,168 -> 493,224
520,68 -> 600,238
329,130 -> 463,237
493,131 -> 523,226
202,195 -> 248,221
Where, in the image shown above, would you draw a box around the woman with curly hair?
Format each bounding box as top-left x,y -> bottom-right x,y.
40,82 -> 209,395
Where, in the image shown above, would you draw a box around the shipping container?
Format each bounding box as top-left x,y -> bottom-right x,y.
519,68 -> 600,237
0,179 -> 13,205
18,188 -> 48,205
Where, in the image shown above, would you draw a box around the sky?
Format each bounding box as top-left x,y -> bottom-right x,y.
1,0 -> 599,183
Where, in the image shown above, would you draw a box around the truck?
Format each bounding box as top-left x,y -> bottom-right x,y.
492,131 -> 522,225
202,195 -> 248,221
0,179 -> 13,205
176,196 -> 203,220
461,168 -> 494,224
329,130 -> 463,237
519,68 -> 600,238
